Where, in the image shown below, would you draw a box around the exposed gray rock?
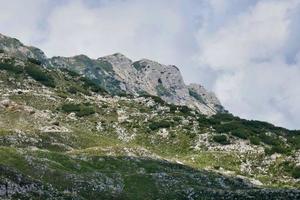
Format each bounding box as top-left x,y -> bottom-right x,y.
0,33 -> 48,64
99,54 -> 225,115
0,32 -> 224,115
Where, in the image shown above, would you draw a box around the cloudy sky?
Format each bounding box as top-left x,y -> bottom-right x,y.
0,0 -> 300,129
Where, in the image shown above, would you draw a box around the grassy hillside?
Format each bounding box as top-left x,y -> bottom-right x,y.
0,54 -> 300,199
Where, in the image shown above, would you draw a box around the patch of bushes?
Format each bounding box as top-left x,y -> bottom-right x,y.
67,86 -> 78,94
80,77 -> 107,94
0,62 -> 23,74
61,103 -> 81,112
57,92 -> 68,99
212,134 -> 230,145
61,103 -> 95,117
169,104 -> 193,116
132,61 -> 144,71
212,113 -> 238,122
198,115 -> 219,126
188,89 -> 205,103
249,136 -> 260,145
287,135 -> 300,150
265,145 -> 291,155
291,166 -> 300,179
27,57 -> 42,65
178,106 -> 193,115
231,128 -> 250,139
259,133 -> 280,146
60,68 -> 80,77
117,92 -> 134,98
76,106 -> 96,117
0,49 -> 4,53
140,94 -> 166,105
281,162 -> 300,179
25,64 -> 55,87
149,120 -> 173,131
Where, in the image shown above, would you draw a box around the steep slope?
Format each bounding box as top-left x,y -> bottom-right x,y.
0,33 -> 224,115
0,33 -> 48,64
0,49 -> 300,199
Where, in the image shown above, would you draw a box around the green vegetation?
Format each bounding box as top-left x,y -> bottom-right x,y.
0,49 -> 4,53
149,120 -> 173,130
0,62 -> 23,74
1,52 -> 300,199
132,61 -> 144,71
67,86 -> 78,94
197,113 -> 297,155
80,77 -> 107,94
231,128 -> 250,139
292,166 -> 300,179
25,64 -> 55,87
60,68 -> 80,77
61,103 -> 95,117
27,57 -> 42,65
212,134 -> 230,145
189,88 -> 205,103
249,136 -> 260,145
140,94 -> 166,105
61,103 -> 81,112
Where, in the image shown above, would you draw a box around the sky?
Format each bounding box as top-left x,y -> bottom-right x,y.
0,0 -> 300,129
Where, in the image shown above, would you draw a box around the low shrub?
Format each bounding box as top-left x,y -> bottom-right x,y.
149,120 -> 173,131
231,128 -> 250,139
259,133 -> 280,146
140,94 -> 166,105
27,57 -> 42,65
179,106 -> 192,115
60,68 -> 80,77
0,62 -> 23,74
61,103 -> 95,117
76,106 -> 95,117
61,103 -> 81,113
80,77 -> 107,94
249,136 -> 260,145
25,64 -> 55,87
265,145 -> 291,155
132,61 -> 144,71
67,86 -> 78,94
288,135 -> 300,150
212,135 -> 230,145
292,166 -> 300,179
189,89 -> 205,103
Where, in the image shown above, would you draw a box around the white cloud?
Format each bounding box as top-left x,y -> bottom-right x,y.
197,0 -> 300,129
40,0 -> 193,65
0,0 -> 49,44
1,0 -> 300,129
198,0 -> 293,69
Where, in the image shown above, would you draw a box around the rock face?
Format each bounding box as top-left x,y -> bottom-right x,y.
0,33 -> 224,115
0,33 -> 48,64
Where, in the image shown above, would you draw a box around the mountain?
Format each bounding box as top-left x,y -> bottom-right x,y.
0,33 -> 300,199
0,33 -> 224,115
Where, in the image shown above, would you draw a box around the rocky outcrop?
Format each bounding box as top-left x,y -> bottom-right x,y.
0,165 -> 65,199
0,33 -> 48,64
99,54 -> 224,115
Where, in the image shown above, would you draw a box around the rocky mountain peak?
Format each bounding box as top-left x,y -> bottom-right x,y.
0,32 -> 224,115
0,33 -> 47,63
